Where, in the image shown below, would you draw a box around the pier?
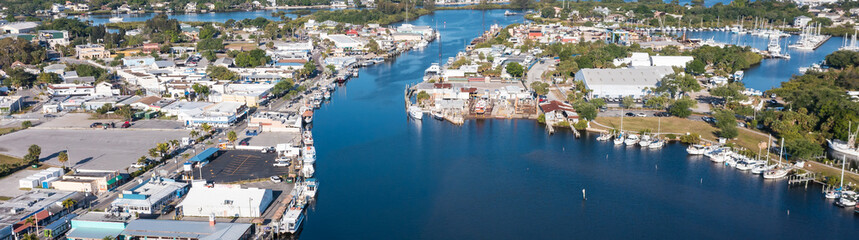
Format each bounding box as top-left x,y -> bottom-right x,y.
788,172 -> 818,188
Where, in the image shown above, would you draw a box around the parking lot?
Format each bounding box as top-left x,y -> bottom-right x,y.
0,128 -> 189,170
0,169 -> 46,198
200,150 -> 289,183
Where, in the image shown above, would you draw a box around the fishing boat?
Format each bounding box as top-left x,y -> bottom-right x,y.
304,178 -> 318,200
414,40 -> 428,50
323,91 -> 331,100
638,135 -> 651,147
827,122 -> 859,163
686,145 -> 707,155
409,106 -> 423,120
302,131 -> 314,146
624,134 -> 640,146
303,146 -> 316,164
301,165 -> 315,178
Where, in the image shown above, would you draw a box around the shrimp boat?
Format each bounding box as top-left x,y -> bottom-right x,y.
304,178 -> 318,201
409,106 -> 423,120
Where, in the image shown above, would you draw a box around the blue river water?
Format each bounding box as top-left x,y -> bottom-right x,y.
299,9 -> 859,239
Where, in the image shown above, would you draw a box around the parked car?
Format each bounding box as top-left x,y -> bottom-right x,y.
239,139 -> 250,146
625,112 -> 636,117
131,162 -> 148,168
636,113 -> 647,117
599,106 -> 608,112
654,112 -> 670,117
270,176 -> 283,183
273,161 -> 290,167
90,122 -> 103,128
246,130 -> 259,136
261,147 -> 275,153
121,121 -> 131,128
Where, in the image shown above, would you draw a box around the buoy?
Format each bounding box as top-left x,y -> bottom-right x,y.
700,178 -> 703,184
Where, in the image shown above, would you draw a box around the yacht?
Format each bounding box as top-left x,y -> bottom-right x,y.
323,91 -> 331,100
686,145 -> 707,155
302,131 -> 314,146
414,40 -> 429,50
624,134 -> 640,146
751,163 -> 774,174
423,63 -> 441,81
109,17 -> 123,23
836,191 -> 857,208
304,178 -> 318,200
638,135 -> 651,147
732,71 -> 744,81
764,138 -> 791,179
432,111 -> 444,120
303,146 -> 316,165
597,133 -> 612,141
735,160 -> 754,171
281,202 -> 305,234
648,139 -> 664,149
409,106 -> 424,120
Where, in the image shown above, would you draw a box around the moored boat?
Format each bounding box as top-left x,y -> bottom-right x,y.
409,106 -> 423,120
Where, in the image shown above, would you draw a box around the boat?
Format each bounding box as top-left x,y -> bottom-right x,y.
638,135 -> 651,147
304,115 -> 312,124
597,133 -> 612,141
432,111 -> 444,120
732,71 -> 744,81
423,63 -> 441,81
789,23 -> 830,50
301,165 -> 315,178
687,145 -> 707,155
504,10 -> 516,16
302,131 -> 314,146
323,91 -> 331,100
624,134 -> 640,146
414,40 -> 428,50
648,139 -> 664,149
735,159 -> 754,171
409,106 -> 423,120
613,133 -> 625,145
763,138 -> 791,179
109,17 -> 123,23
280,200 -> 305,234
303,146 -> 316,164
826,156 -> 848,199
304,178 -> 318,200
474,99 -> 487,114
836,191 -> 857,208
827,122 -> 859,163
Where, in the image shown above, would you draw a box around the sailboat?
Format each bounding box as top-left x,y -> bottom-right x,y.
825,155 -> 846,199
649,118 -> 665,149
751,135 -> 774,174
763,138 -> 790,179
613,108 -> 625,145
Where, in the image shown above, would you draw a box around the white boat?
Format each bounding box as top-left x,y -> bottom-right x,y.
732,71 -> 744,81
624,134 -> 640,146
409,106 -> 423,120
648,139 -> 664,149
763,138 -> 790,179
826,156 -> 848,199
686,145 -> 707,155
504,10 -> 516,16
414,40 -> 428,49
735,160 -> 754,171
323,91 -> 331,100
432,111 -> 444,120
423,63 -> 441,81
281,204 -> 305,234
751,164 -> 774,174
836,191 -> 857,207
301,165 -> 315,178
303,146 -> 316,164
109,17 -> 123,23
827,122 -> 859,163
825,190 -> 842,199
613,133 -> 625,145
638,135 -> 651,147
302,131 -> 314,146
304,178 -> 318,200
597,134 -> 611,141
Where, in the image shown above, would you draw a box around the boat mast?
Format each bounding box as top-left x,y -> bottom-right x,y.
778,138 -> 784,167
840,155 -> 846,190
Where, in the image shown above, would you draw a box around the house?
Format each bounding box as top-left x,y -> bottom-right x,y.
575,66 -> 674,99
142,43 -> 160,53
47,84 -> 95,96
83,95 -> 132,111
794,16 -> 813,27
130,96 -> 172,111
43,64 -> 67,74
214,57 -> 233,67
540,100 -> 579,123
0,22 -> 38,34
110,177 -> 189,215
178,183 -> 273,218
75,44 -> 110,60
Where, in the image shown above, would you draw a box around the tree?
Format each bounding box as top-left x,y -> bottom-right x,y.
24,144 -> 41,165
621,96 -> 635,108
6,68 -> 36,88
227,131 -> 237,143
191,83 -> 211,100
540,7 -> 555,18
529,82 -> 549,96
825,50 -> 859,69
202,50 -> 217,62
20,233 -> 37,240
190,130 -> 199,138
58,151 -> 68,168
366,39 -> 381,54
510,0 -> 533,9
115,106 -> 133,120
206,66 -> 238,81
271,79 -> 294,96
714,110 -> 739,138
590,98 -> 606,108
169,139 -> 180,149
686,59 -> 706,75
573,101 -> 598,120
506,62 -> 524,78
201,123 -> 212,133
61,198 -> 77,209
37,72 -> 62,85
668,97 -> 696,118
21,121 -> 31,129
710,82 -> 746,102
196,38 -> 224,51
199,24 -> 219,39
137,156 -> 148,164
657,73 -> 701,99
326,65 -> 337,75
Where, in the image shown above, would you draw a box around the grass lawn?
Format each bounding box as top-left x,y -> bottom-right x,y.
0,153 -> 23,165
594,116 -> 770,152
0,127 -> 19,135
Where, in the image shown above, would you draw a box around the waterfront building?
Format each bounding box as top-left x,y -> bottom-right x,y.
178,183 -> 273,218
110,177 -> 189,215
575,66 -> 674,99
322,34 -> 364,51
249,111 -> 303,133
120,219 -> 254,240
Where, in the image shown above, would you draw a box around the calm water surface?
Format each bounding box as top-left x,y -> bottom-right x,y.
302,9 -> 859,240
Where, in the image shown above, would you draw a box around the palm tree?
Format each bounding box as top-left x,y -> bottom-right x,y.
201,123 -> 212,133
21,233 -> 38,240
156,143 -> 170,159
24,216 -> 37,235
57,151 -> 68,169
62,199 -> 77,209
227,131 -> 237,143
169,139 -> 180,149
190,130 -> 199,138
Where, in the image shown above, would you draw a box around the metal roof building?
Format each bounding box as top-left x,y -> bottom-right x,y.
120,219 -> 253,240
575,66 -> 675,99
178,185 -> 273,218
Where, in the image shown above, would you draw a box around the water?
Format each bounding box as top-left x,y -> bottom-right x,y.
684,31 -> 843,91
301,9 -> 859,239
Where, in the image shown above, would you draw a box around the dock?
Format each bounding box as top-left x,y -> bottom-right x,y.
788,172 -> 817,188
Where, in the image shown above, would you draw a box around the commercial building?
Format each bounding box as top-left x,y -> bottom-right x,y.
0,189 -> 84,237
0,22 -> 38,34
110,177 -> 189,215
0,96 -> 23,115
65,212 -> 133,240
248,111 -> 302,133
37,30 -> 69,48
178,184 -> 273,218
120,219 -> 254,240
575,66 -> 674,99
181,101 -> 248,127
322,34 -> 363,50
52,170 -> 123,194
75,44 -> 110,60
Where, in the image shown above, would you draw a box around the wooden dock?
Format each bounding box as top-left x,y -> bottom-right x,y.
788,172 -> 817,188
